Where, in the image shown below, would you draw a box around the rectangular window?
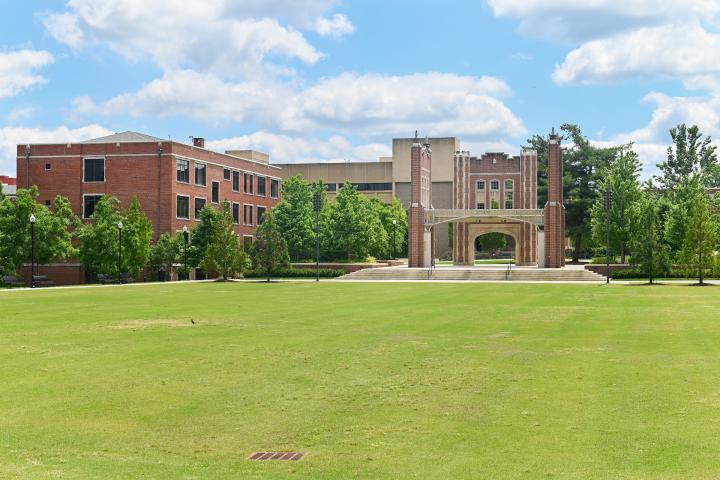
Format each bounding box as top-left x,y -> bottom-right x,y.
476,180 -> 485,191
505,191 -> 513,209
243,235 -> 253,251
83,195 -> 103,218
505,179 -> 513,191
45,163 -> 52,171
223,168 -> 231,181
211,181 -> 219,203
232,203 -> 240,224
257,206 -> 266,224
244,173 -> 254,194
271,179 -> 280,198
83,158 -> 105,182
353,182 -> 393,191
232,171 -> 240,192
326,183 -> 337,192
194,197 -> 206,219
177,195 -> 190,219
476,202 -> 485,210
257,176 -> 266,196
195,162 -> 207,186
243,204 -> 253,225
176,158 -> 189,183
490,180 -> 499,191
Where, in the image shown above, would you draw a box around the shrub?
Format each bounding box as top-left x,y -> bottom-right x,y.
243,268 -> 345,279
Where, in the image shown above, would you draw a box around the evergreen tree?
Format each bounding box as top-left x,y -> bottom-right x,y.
679,189 -> 719,285
629,194 -> 670,284
251,211 -> 290,282
656,124 -> 720,189
201,201 -> 246,280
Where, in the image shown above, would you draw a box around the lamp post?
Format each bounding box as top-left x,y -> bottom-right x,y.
183,225 -> 189,281
29,214 -> 36,288
392,219 -> 397,260
604,188 -> 612,285
117,220 -> 123,284
313,190 -> 322,282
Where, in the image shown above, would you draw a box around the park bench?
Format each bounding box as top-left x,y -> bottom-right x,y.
120,273 -> 135,284
32,275 -> 54,287
2,275 -> 26,287
96,274 -> 115,284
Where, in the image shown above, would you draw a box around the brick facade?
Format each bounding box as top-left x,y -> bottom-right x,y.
543,132 -> 565,268
408,138 -> 432,268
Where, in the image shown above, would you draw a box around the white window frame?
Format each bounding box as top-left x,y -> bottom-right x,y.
270,178 -> 280,199
243,203 -> 254,226
232,202 -> 241,225
193,196 -> 207,221
476,180 -> 485,192
232,170 -> 241,192
211,180 -> 220,204
244,172 -> 254,195
223,168 -> 231,181
82,157 -> 106,183
490,179 -> 500,191
176,194 -> 191,220
82,193 -> 104,219
194,162 -> 207,187
176,157 -> 190,184
257,175 -> 267,197
257,205 -> 267,224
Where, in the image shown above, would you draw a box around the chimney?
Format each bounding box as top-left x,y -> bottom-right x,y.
193,137 -> 205,148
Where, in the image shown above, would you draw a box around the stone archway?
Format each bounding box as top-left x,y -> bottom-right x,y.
466,223 -> 521,266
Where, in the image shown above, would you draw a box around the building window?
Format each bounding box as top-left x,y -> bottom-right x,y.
243,235 -> 253,251
212,181 -> 219,203
476,180 -> 485,191
257,176 -> 266,196
195,162 -> 207,186
223,168 -> 231,181
476,202 -> 485,209
353,182 -> 392,191
177,158 -> 189,183
257,206 -> 266,224
45,199 -> 51,207
326,183 -> 337,192
177,195 -> 190,219
83,194 -> 103,219
83,158 -> 105,182
490,180 -> 499,191
271,179 -> 280,198
243,204 -> 253,225
504,180 -> 513,209
244,173 -> 254,194
45,163 -> 52,171
232,203 -> 240,224
232,171 -> 240,192
194,197 -> 206,219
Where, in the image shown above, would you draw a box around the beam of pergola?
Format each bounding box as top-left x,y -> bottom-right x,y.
425,208 -> 545,226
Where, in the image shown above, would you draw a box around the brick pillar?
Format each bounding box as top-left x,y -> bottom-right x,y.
544,130 -> 565,268
408,136 -> 432,267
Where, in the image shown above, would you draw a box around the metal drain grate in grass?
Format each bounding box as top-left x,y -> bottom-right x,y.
248,452 -> 305,461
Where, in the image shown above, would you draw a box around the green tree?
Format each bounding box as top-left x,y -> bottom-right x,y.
251,211 -> 290,282
274,176 -> 315,261
590,149 -> 642,263
188,205 -> 221,269
656,124 -> 720,189
629,194 -> 670,284
149,232 -> 182,280
201,201 -> 246,280
679,190 -> 719,285
0,186 -> 78,275
664,179 -> 705,254
77,195 -> 153,278
477,233 -> 507,256
369,197 -> 407,259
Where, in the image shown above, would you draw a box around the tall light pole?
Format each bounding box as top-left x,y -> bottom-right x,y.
313,190 -> 322,282
392,219 -> 397,260
30,214 -> 36,288
117,220 -> 123,284
605,188 -> 612,285
183,225 -> 189,281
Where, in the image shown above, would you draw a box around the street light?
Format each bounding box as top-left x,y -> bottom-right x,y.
183,225 -> 189,281
392,219 -> 397,260
117,220 -> 123,284
29,214 -> 36,288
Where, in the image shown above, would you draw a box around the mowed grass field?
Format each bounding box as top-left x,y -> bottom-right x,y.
2,282 -> 720,479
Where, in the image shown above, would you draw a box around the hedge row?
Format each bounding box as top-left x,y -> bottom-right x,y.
611,268 -> 719,279
243,268 -> 345,279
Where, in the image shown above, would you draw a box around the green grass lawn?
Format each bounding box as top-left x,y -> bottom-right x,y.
3,282 -> 720,479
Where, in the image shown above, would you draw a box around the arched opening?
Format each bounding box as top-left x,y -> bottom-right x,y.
474,232 -> 516,264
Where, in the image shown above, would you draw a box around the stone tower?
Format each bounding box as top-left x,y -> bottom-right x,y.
543,129 -> 565,268
408,134 -> 433,267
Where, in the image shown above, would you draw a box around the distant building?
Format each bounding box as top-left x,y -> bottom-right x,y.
0,175 -> 17,197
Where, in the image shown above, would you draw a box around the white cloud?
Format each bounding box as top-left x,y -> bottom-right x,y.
0,124 -> 112,176
7,107 -> 35,122
207,132 -> 390,164
42,0 -> 347,78
0,49 -> 54,98
312,14 -> 355,37
73,71 -> 525,140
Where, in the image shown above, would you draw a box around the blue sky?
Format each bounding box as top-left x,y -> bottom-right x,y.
1,0 -> 719,177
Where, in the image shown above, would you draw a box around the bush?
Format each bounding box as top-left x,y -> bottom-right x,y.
243,268 -> 345,279
611,268 -> 717,279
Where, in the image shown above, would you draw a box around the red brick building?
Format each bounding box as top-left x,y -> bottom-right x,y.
16,131 -> 282,282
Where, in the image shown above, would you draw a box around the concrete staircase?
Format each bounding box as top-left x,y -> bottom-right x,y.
339,265 -> 606,282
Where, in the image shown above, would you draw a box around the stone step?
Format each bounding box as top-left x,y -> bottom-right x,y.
341,267 -> 605,282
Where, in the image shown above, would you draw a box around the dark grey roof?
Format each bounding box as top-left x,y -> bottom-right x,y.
81,131 -> 164,144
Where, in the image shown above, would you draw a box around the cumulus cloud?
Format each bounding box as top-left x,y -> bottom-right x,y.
72,71 -> 525,140
0,49 -> 54,98
312,14 -> 355,37
0,124 -> 112,176
208,132 -> 390,164
7,107 -> 35,122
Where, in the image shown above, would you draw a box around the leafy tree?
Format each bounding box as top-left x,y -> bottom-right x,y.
149,232 -> 182,280
188,205 -> 221,269
77,195 -> 153,278
664,178 -> 705,254
274,176 -> 315,261
0,186 -> 78,275
629,193 -> 670,284
251,211 -> 290,282
201,200 -> 246,280
369,197 -> 407,258
656,124 -> 720,189
477,233 -> 507,256
590,149 -> 642,263
679,189 -> 719,285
